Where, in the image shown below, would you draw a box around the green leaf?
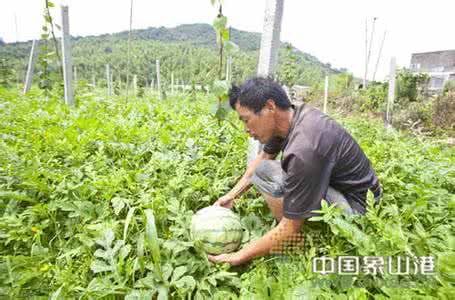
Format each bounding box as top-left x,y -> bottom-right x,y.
221,28 -> 229,42
215,107 -> 228,120
125,290 -> 153,300
212,16 -> 227,32
145,209 -> 162,277
157,284 -> 169,300
96,228 -> 115,249
123,206 -> 136,240
224,41 -> 239,55
212,80 -> 229,98
171,266 -> 187,283
90,260 -> 114,273
174,276 -> 196,292
137,232 -> 145,257
94,249 -> 109,260
111,197 -> 126,215
50,286 -> 63,300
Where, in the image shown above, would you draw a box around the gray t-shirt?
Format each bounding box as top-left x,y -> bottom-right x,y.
263,104 -> 380,219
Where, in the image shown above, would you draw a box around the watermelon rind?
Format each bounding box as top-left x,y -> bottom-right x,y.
191,206 -> 243,254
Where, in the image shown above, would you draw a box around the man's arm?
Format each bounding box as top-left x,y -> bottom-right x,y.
214,150 -> 277,208
208,217 -> 304,265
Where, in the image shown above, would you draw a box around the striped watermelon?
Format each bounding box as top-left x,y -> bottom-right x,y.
191,206 -> 243,254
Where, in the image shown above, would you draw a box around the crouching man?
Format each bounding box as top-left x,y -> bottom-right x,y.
209,77 -> 381,266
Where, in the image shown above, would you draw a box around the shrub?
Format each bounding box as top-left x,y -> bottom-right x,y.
432,92 -> 455,130
443,80 -> 455,96
395,69 -> 429,103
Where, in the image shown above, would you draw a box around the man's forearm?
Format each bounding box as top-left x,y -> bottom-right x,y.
238,217 -> 304,263
225,150 -> 276,200
225,176 -> 252,199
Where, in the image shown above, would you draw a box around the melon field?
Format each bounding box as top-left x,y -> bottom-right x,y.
0,88 -> 454,299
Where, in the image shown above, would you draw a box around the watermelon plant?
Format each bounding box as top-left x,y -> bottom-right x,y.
0,86 -> 454,299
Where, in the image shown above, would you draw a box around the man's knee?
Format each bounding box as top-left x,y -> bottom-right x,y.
254,160 -> 270,180
251,160 -> 284,198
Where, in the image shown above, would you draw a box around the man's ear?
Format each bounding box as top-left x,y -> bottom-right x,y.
265,99 -> 277,112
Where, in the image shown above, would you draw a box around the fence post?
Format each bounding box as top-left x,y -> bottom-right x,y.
385,57 -> 396,129
61,5 -> 74,106
323,75 -> 329,113
156,59 -> 162,100
106,64 -> 112,96
23,40 -> 39,94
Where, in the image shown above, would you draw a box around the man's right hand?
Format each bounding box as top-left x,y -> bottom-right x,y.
213,195 -> 235,209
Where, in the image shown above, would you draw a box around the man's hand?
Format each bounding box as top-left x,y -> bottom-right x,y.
209,217 -> 304,266
213,195 -> 235,209
207,252 -> 244,266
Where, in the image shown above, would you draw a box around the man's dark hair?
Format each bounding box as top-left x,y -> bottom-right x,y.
228,77 -> 291,113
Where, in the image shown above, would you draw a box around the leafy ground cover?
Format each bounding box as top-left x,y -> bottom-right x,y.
0,88 -> 454,299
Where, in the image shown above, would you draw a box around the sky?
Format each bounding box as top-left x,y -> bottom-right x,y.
1,0 -> 454,81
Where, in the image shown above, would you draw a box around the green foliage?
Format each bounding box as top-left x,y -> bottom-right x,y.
443,80 -> 455,96
209,0 -> 238,121
37,0 -> 62,95
396,69 -> 430,103
277,44 -> 299,87
360,81 -> 388,111
0,88 -> 453,298
332,72 -> 354,96
432,92 -> 455,131
0,59 -> 15,87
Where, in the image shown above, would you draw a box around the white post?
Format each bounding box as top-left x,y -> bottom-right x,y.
60,5 -> 74,106
323,75 -> 329,113
226,56 -> 232,81
106,64 -> 111,96
133,75 -> 137,96
110,71 -> 114,95
249,0 -> 284,164
156,59 -> 162,100
385,57 -> 396,129
73,65 -> 78,85
151,79 -> 155,90
363,18 -> 368,89
171,72 -> 174,94
23,39 -> 39,94
92,75 -> 96,87
14,13 -> 20,87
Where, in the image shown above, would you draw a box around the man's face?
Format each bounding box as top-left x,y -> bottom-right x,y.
235,100 -> 276,144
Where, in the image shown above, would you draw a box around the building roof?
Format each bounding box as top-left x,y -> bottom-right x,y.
410,50 -> 455,73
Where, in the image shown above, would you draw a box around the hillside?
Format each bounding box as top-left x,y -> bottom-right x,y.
0,24 -> 339,88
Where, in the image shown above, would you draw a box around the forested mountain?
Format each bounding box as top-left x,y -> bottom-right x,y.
0,23 -> 340,88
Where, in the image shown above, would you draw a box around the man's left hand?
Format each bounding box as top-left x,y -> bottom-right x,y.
207,252 -> 245,266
